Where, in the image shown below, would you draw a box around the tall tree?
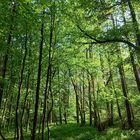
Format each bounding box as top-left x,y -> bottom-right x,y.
31,13 -> 44,140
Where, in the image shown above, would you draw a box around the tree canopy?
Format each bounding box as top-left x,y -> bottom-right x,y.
0,0 -> 140,140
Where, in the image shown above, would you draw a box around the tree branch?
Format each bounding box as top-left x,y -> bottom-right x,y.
77,25 -> 137,49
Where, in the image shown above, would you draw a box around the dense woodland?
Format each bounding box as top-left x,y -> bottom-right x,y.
0,0 -> 140,140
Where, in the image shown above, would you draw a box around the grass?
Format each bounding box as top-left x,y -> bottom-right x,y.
50,123 -> 100,140
49,123 -> 140,140
3,123 -> 140,140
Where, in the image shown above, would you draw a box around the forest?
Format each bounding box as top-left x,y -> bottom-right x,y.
0,0 -> 140,140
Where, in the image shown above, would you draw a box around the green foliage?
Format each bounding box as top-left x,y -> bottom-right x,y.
5,123 -> 140,140
0,0 -> 140,139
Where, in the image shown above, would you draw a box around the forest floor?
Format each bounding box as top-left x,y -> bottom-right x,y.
4,123 -> 140,140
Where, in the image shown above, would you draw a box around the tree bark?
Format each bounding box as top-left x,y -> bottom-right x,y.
71,79 -> 80,123
129,50 -> 140,93
119,64 -> 133,129
41,6 -> 55,139
31,22 -> 44,140
0,17 -> 12,107
91,76 -> 98,128
127,0 -> 140,49
88,75 -> 92,126
121,5 -> 140,93
117,48 -> 134,129
20,69 -> 30,140
15,31 -> 28,140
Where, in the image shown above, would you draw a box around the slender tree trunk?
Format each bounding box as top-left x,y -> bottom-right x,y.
82,72 -> 86,125
111,13 -> 133,128
86,47 -> 93,126
0,29 -> 12,109
96,84 -> 103,131
41,58 -> 51,140
0,24 -> 11,108
117,47 -> 134,129
119,64 -> 133,129
121,6 -> 140,93
71,79 -> 80,123
1,96 -> 8,130
76,88 -> 80,124
7,91 -> 14,132
0,2 -> 17,108
20,69 -> 30,140
91,77 -> 98,128
127,0 -> 140,49
106,55 -> 114,126
6,57 -> 16,132
41,6 -> 55,139
129,50 -> 140,93
112,77 -> 124,128
26,102 -> 30,132
31,22 -> 44,140
47,67 -> 54,140
88,75 -> 92,126
59,107 -> 62,125
38,115 -> 42,140
15,31 -> 28,140
79,83 -> 84,126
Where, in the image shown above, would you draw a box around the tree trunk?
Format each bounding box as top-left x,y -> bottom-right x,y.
82,72 -> 86,125
112,78 -> 124,128
127,0 -> 140,49
117,47 -> 134,129
15,31 -> 28,140
59,107 -> 62,125
47,67 -> 54,140
99,53 -> 113,126
129,50 -> 140,93
31,22 -> 44,140
88,76 -> 92,126
119,64 -> 134,129
41,53 -> 51,140
42,7 -> 55,139
71,79 -> 80,123
121,5 -> 140,93
26,102 -> 30,132
91,77 -> 98,128
20,69 -> 30,140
